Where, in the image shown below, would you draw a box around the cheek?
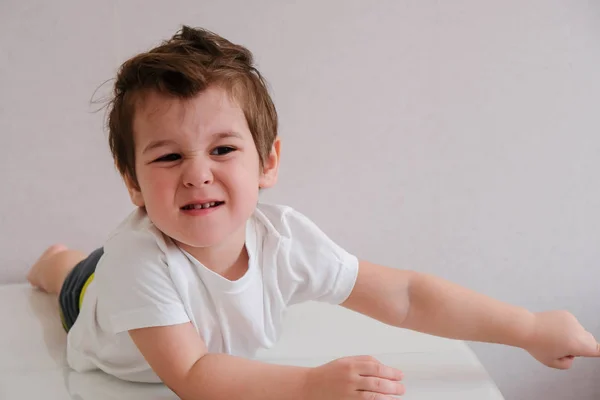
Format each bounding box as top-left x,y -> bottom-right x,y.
139,169 -> 177,200
226,158 -> 261,186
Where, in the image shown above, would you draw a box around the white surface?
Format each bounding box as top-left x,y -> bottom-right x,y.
0,283 -> 503,399
3,2 -> 599,398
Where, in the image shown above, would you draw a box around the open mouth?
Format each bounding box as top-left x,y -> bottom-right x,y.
181,201 -> 225,211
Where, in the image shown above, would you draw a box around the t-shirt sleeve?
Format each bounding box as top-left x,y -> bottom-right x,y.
94,230 -> 190,334
276,208 -> 359,306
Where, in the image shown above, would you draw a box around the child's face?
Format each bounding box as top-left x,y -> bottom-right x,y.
127,86 -> 279,250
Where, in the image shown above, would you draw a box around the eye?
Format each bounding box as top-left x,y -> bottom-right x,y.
154,153 -> 181,162
211,146 -> 236,156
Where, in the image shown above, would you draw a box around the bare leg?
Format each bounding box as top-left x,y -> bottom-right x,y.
27,245 -> 87,295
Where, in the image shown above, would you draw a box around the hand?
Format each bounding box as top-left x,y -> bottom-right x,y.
524,310 -> 600,369
303,355 -> 405,400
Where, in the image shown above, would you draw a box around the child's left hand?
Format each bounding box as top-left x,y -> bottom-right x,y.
525,310 -> 600,369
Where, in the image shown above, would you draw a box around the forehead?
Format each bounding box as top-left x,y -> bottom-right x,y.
132,86 -> 249,145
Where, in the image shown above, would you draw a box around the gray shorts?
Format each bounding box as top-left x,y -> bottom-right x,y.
58,247 -> 103,332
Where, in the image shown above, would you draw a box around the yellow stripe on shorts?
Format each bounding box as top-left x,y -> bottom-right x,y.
59,309 -> 68,331
78,272 -> 95,309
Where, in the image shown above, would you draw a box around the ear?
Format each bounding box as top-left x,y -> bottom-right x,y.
259,137 -> 281,189
124,174 -> 145,208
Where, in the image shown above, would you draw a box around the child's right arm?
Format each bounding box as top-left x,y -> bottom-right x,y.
129,323 -> 405,400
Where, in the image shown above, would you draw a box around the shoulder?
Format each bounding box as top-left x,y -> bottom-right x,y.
104,208 -> 170,258
92,210 -> 186,327
254,204 -> 359,305
254,203 -> 322,241
253,203 -> 347,256
96,208 -> 172,283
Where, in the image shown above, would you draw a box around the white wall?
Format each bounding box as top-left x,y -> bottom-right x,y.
2,0 -> 599,398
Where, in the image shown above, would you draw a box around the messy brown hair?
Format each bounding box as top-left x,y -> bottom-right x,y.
106,25 -> 278,189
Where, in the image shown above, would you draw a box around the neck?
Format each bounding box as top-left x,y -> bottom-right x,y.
178,224 -> 249,280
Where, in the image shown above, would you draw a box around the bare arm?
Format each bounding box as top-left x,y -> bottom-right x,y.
341,260 -> 596,354
129,323 -> 309,400
400,268 -> 534,346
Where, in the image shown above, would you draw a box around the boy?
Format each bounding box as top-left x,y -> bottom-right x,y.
28,26 -> 599,400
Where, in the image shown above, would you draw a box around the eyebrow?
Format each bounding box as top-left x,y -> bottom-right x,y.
214,131 -> 243,141
142,132 -> 243,155
142,139 -> 176,155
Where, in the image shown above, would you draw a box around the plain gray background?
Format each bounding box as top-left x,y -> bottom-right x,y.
2,1 -> 599,399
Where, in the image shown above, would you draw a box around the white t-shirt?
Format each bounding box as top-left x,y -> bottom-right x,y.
66,203 -> 359,383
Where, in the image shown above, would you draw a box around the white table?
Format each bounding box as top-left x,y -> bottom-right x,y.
0,283 -> 504,399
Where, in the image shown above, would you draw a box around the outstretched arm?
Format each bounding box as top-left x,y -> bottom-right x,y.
341,260 -> 600,369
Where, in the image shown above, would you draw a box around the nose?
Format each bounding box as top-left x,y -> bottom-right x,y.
182,158 -> 213,188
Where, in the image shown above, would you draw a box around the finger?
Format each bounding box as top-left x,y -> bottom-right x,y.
574,333 -> 600,357
358,361 -> 404,381
579,344 -> 600,358
358,377 -> 406,396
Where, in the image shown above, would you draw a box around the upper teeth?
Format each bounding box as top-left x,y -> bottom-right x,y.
190,202 -> 217,209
